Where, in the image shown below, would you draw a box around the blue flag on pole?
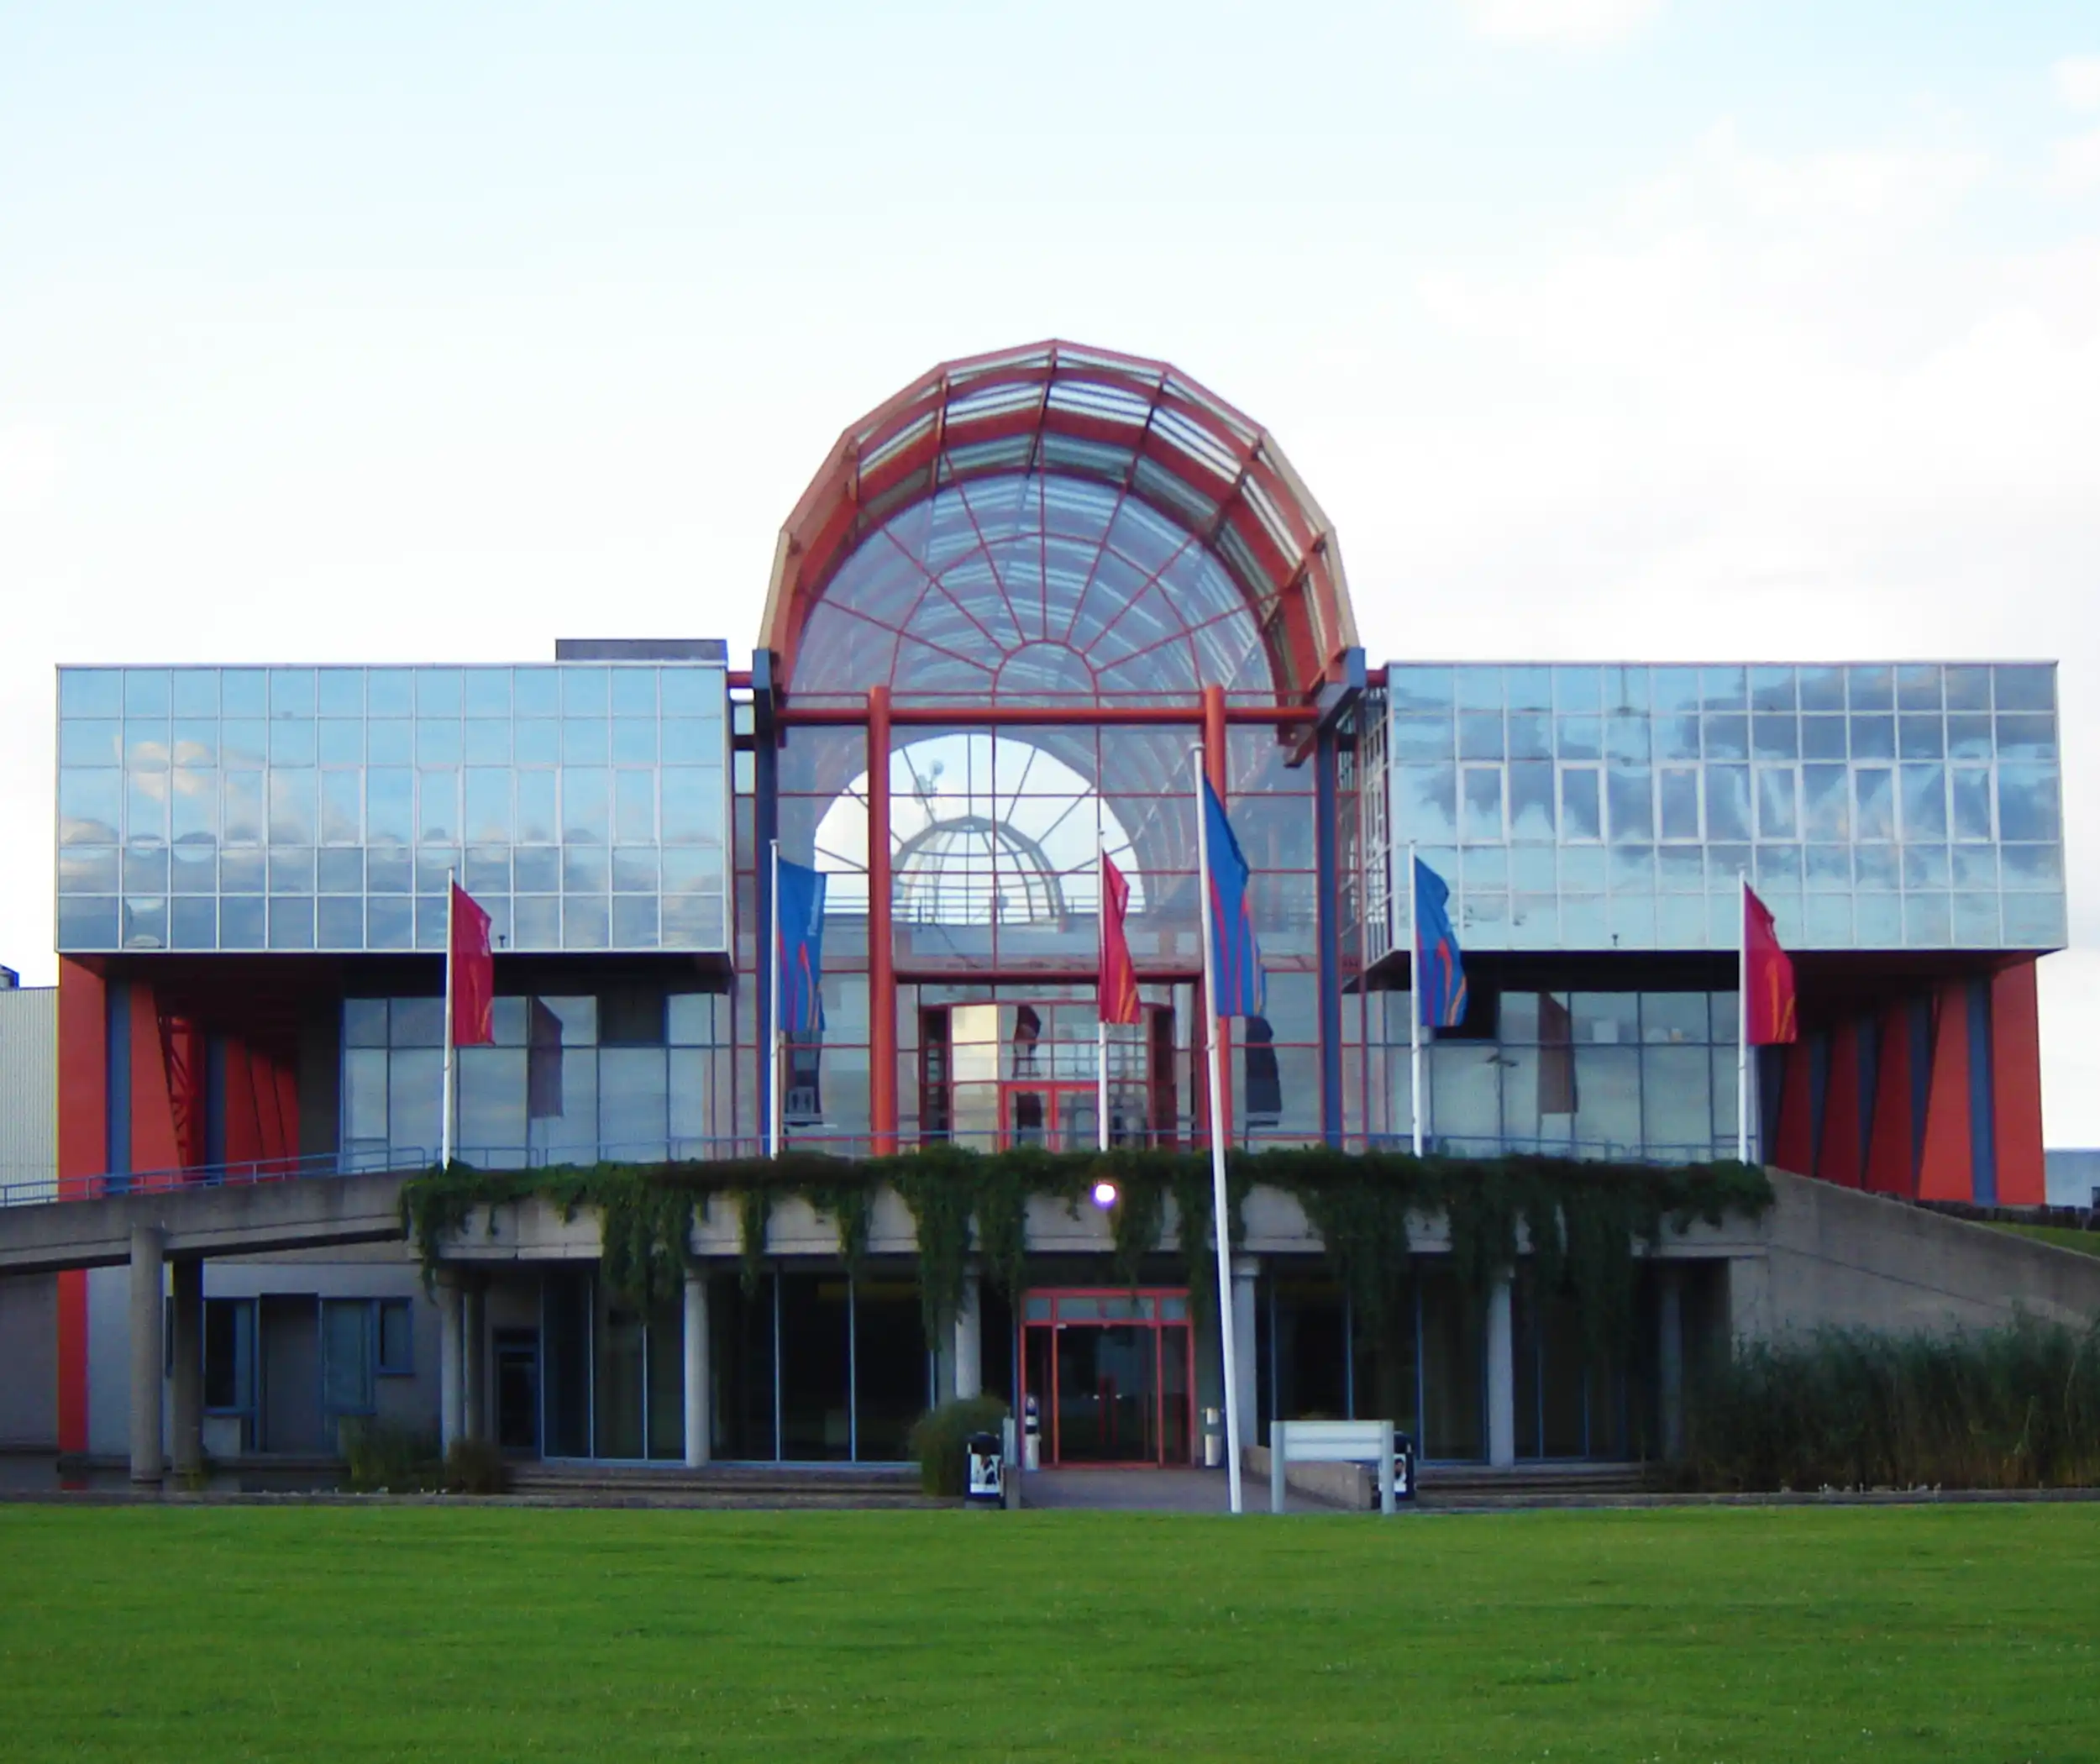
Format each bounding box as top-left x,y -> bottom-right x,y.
1413,856 -> 1467,1029
774,858 -> 827,1037
1201,779 -> 1266,1018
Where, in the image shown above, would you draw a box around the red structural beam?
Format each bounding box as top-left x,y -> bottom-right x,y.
778,702 -> 1319,727
867,685 -> 898,1152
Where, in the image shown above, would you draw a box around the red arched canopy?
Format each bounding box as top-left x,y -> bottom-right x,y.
761,340 -> 1357,705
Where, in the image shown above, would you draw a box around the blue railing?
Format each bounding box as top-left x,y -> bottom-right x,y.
0,1145 -> 428,1210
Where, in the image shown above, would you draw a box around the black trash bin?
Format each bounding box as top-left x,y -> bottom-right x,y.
965,1431 -> 1004,1507
1392,1430 -> 1419,1504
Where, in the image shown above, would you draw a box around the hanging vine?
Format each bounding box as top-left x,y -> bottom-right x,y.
399,1147 -> 1774,1346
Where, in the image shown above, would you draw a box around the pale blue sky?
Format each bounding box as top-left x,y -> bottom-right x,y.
5,2 -> 2097,1136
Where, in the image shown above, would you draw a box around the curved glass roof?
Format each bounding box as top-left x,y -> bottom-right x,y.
762,340 -> 1357,704
786,474 -> 1273,704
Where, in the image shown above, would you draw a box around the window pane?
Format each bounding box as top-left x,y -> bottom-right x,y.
1461,767 -> 1504,843
1756,768 -> 1798,840
377,1300 -> 412,1374
1854,768 -> 1894,840
1706,766 -> 1751,843
1560,768 -> 1599,840
1998,765 -> 2061,841
1950,769 -> 1992,842
1900,764 -> 1947,841
322,1300 -> 374,1415
1607,768 -> 1651,843
1508,763 -> 1554,842
1657,769 -> 1699,840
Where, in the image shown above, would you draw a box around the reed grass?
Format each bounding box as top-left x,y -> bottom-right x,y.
1690,1313 -> 2100,1491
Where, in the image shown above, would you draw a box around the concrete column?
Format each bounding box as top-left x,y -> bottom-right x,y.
169,1257 -> 205,1482
462,1281 -> 487,1443
129,1225 -> 166,1484
683,1268 -> 711,1467
1231,1256 -> 1259,1450
1485,1269 -> 1515,1469
953,1268 -> 982,1402
438,1279 -> 464,1452
1657,1267 -> 1686,1462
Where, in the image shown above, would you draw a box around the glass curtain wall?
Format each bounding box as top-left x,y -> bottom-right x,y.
55,663 -> 731,955
1362,984 -> 1739,1161
1385,662 -> 2065,954
1260,1263 -> 1489,1461
706,1269 -> 930,1462
538,1267 -> 685,1462
342,987 -> 732,1168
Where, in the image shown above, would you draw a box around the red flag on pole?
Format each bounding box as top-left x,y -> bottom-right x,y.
1099,853 -> 1141,1026
1743,885 -> 1798,1046
449,882 -> 495,1048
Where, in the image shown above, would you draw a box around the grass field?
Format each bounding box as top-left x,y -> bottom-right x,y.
1987,1221 -> 2100,1260
3,1504 -> 2097,1761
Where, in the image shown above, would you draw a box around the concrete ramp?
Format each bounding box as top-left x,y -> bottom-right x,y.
0,1173 -> 412,1276
1738,1171 -> 2100,1338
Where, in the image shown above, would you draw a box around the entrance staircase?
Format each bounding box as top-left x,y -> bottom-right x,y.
1415,1462 -> 1653,1508
506,1462 -> 942,1510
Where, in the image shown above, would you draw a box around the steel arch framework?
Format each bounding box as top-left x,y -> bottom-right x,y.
759,339 -> 1357,705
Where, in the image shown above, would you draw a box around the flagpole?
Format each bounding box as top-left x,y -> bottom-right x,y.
1737,869 -> 1751,1165
1409,843 -> 1425,1158
440,868 -> 456,1170
769,839 -> 784,1161
1096,835 -> 1110,1154
1192,744 -> 1244,1515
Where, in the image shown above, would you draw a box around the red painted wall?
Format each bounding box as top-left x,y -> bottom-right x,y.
1864,1003 -> 1917,1197
222,1042 -> 265,1168
127,982 -> 181,1178
1772,1040 -> 1815,1176
1916,984 -> 1974,1202
54,959 -> 105,1456
1990,961 -> 2046,1206
1817,1021 -> 1863,1189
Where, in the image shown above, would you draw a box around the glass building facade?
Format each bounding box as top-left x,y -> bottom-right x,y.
44,341 -> 2064,1470
1378,661 -> 2065,956
55,662 -> 732,956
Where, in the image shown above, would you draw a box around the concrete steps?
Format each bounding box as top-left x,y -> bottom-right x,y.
1415,1462 -> 1652,1507
506,1462 -> 943,1509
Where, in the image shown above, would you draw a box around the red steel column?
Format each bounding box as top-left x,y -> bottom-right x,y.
1990,959 -> 2046,1205
1201,685 -> 1234,1147
867,686 -> 897,1153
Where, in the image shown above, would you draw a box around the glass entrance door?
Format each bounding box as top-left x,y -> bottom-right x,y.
1020,1289 -> 1195,1467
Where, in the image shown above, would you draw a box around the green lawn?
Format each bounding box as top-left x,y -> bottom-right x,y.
3,1504 -> 2097,1761
1986,1221 -> 2100,1259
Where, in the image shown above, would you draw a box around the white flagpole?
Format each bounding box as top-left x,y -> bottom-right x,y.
1410,843 -> 1425,1158
1192,744 -> 1244,1515
440,868 -> 457,1169
1737,869 -> 1751,1165
1097,833 -> 1110,1154
769,839 -> 785,1161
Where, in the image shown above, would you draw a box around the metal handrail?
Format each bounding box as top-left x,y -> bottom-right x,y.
0,1127 -> 1739,1210
0,1146 -> 428,1210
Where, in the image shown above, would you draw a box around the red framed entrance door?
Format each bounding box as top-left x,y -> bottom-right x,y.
1020,1289 -> 1195,1467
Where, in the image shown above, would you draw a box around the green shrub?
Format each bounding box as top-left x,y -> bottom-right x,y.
340,1420 -> 442,1493
907,1396 -> 1011,1497
443,1437 -> 512,1495
1689,1315 -> 2100,1492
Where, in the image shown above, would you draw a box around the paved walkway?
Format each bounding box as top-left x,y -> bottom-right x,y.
1020,1467 -> 1340,1514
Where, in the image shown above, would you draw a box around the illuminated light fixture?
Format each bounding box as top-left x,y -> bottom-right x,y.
1090,1179 -> 1119,1210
